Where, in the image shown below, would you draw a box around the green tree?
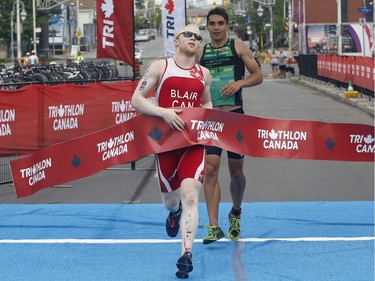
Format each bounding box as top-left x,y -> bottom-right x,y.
220,0 -> 289,49
0,0 -> 47,54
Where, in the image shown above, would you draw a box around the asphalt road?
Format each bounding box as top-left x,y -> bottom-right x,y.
0,33 -> 373,204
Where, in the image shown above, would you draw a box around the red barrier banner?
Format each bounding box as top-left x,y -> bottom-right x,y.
0,82 -> 138,155
0,86 -> 41,154
96,0 -> 134,65
10,108 -> 374,198
41,82 -> 137,146
317,55 -> 374,91
351,57 -> 375,91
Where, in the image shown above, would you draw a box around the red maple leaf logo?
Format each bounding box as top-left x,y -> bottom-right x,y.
189,66 -> 203,81
165,0 -> 174,15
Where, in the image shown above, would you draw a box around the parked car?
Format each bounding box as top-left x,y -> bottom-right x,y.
147,29 -> 156,40
118,46 -> 142,65
135,45 -> 143,64
135,30 -> 150,42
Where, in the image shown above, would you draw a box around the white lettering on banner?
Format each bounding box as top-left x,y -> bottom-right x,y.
0,123 -> 11,136
48,103 -> 84,131
53,118 -> 78,130
102,144 -> 128,160
162,0 -> 186,55
191,120 -> 225,132
0,109 -> 15,136
349,134 -> 375,153
343,64 -> 347,74
48,104 -> 85,118
112,100 -> 134,112
19,158 -> 52,186
166,15 -> 175,39
96,131 -> 135,161
102,19 -> 114,48
197,130 -> 218,141
190,120 -> 224,141
263,140 -> 298,150
112,100 -> 136,124
0,109 -> 15,122
258,128 -> 307,150
116,113 -> 136,124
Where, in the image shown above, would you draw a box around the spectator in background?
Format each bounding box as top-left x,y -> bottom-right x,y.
263,49 -> 270,64
270,49 -> 279,73
250,39 -> 258,51
28,51 -> 39,65
278,49 -> 287,78
253,47 -> 261,69
22,52 -> 30,66
74,51 -> 84,63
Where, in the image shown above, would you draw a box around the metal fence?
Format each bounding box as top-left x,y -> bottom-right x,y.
0,155 -> 25,184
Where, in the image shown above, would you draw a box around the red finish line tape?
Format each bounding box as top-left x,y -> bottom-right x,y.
10,108 -> 374,198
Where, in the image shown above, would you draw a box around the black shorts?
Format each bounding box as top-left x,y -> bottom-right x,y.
205,107 -> 245,160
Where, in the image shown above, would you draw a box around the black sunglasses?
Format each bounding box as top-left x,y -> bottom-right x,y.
177,31 -> 203,42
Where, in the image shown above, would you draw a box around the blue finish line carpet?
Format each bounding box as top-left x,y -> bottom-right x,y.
0,202 -> 374,281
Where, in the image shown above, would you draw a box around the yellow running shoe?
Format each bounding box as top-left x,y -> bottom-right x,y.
203,224 -> 225,244
227,213 -> 241,241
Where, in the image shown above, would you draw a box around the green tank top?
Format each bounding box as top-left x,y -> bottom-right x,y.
200,39 -> 245,107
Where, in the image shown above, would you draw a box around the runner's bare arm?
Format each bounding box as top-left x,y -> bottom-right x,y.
221,39 -> 263,97
201,67 -> 213,109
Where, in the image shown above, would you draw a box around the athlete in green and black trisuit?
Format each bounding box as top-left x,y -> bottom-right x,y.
197,7 -> 263,245
200,38 -> 245,108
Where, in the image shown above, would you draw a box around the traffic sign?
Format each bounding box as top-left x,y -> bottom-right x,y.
357,7 -> 373,14
359,17 -> 366,26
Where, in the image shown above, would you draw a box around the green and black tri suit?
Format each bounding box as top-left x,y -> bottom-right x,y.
200,38 -> 245,107
200,38 -> 245,159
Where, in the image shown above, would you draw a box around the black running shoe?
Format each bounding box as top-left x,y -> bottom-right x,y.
166,206 -> 182,237
175,251 -> 193,278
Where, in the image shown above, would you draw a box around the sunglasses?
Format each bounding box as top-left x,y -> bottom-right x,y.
177,31 -> 203,42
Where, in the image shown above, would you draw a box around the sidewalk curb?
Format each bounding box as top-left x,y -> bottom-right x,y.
291,76 -> 374,117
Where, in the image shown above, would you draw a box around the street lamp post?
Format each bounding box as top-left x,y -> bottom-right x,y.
255,0 -> 274,50
10,0 -> 27,62
269,4 -> 274,49
10,11 -> 14,60
76,0 -> 80,48
32,0 -> 36,53
257,6 -> 264,49
288,0 -> 292,53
